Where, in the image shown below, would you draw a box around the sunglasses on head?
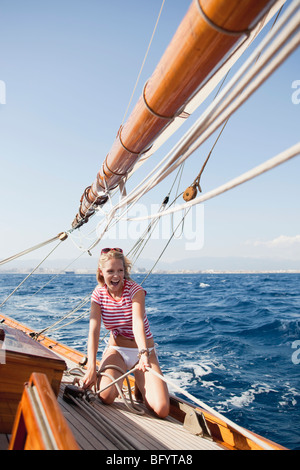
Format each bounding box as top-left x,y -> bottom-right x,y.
101,247 -> 123,254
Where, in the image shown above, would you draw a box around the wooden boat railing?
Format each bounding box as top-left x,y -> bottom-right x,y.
8,373 -> 79,450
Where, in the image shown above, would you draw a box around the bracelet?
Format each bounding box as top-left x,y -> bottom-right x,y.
138,348 -> 149,358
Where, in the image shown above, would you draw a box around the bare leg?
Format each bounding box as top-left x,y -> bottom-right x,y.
134,351 -> 169,418
97,348 -> 127,404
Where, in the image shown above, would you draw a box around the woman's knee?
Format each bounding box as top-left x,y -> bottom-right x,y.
153,401 -> 170,419
145,393 -> 170,418
99,390 -> 116,405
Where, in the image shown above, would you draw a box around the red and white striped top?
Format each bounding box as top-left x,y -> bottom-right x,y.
91,279 -> 152,340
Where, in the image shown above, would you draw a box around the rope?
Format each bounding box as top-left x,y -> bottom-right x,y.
104,1 -> 299,215
64,387 -> 137,450
0,240 -> 63,309
84,1 -> 299,251
108,0 -> 284,195
34,289 -> 94,338
145,367 -> 274,450
68,362 -> 274,449
127,164 -> 185,266
22,252 -> 86,303
125,143 -> 300,222
184,4 -> 283,200
0,232 -> 68,266
140,207 -> 191,286
96,365 -> 144,415
68,364 -> 143,415
188,118 -> 229,196
121,0 -> 166,125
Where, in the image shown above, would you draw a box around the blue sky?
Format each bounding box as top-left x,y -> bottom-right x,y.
0,0 -> 299,270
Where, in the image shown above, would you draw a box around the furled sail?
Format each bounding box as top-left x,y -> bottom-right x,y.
72,0 -> 274,229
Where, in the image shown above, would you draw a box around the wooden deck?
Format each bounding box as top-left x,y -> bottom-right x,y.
0,353 -> 224,451
58,384 -> 223,451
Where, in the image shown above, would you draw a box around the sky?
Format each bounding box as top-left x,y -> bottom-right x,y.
0,0 -> 299,272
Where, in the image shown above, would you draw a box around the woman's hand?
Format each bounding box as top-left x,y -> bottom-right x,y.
137,351 -> 150,372
82,367 -> 97,390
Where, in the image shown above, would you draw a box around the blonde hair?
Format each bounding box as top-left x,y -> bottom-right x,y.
96,250 -> 132,285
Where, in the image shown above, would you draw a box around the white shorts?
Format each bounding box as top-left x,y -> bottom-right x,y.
104,345 -> 154,370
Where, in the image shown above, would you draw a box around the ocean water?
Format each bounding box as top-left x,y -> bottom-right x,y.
0,272 -> 299,450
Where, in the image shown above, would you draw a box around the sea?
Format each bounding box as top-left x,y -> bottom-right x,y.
0,272 -> 299,450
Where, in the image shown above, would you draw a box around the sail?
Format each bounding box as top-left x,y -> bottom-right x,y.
72,0 -> 274,229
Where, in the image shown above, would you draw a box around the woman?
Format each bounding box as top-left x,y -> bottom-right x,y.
83,248 -> 169,418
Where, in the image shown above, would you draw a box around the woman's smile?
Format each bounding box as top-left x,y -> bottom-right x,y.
99,258 -> 125,296
110,279 -> 121,288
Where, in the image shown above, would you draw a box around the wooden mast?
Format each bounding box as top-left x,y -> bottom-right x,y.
72,0 -> 272,228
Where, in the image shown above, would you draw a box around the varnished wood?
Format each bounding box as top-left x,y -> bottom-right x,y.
75,0 -> 271,225
0,323 -> 66,433
9,373 -> 78,450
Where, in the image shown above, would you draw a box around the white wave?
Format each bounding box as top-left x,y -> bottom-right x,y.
164,356 -> 225,394
220,383 -> 277,409
201,380 -> 226,391
146,306 -> 159,314
278,383 -> 299,409
192,362 -> 213,377
199,282 -> 210,288
164,371 -> 197,392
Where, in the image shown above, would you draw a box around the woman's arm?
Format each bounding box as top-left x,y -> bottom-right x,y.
83,300 -> 101,388
132,290 -> 150,371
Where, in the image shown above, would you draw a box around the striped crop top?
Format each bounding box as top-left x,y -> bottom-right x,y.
91,279 -> 152,340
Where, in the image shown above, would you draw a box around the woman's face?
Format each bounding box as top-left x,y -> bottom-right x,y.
99,257 -> 125,295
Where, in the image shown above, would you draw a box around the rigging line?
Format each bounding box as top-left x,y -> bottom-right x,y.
191,117 -> 229,192
22,252 -> 86,304
189,6 -> 283,195
170,163 -> 186,238
0,240 -> 63,309
118,1 -> 284,185
128,204 -> 167,266
90,6 -> 280,230
78,1 -> 285,236
87,157 -> 185,253
126,143 -> 300,222
122,4 -> 300,199
35,289 -> 94,337
80,2 -> 299,252
0,232 -> 68,266
127,163 -> 185,263
121,0 -> 166,126
140,208 -> 191,286
98,0 -> 284,202
145,367 -> 274,451
45,308 -> 90,333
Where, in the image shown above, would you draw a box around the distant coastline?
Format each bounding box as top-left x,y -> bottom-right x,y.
1,255 -> 299,275
0,268 -> 299,275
